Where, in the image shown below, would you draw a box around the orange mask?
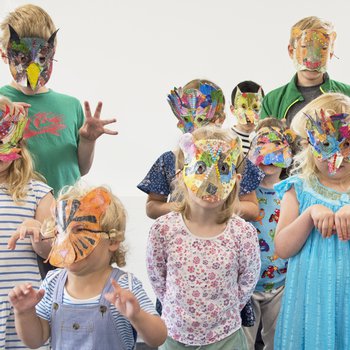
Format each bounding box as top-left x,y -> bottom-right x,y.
47,188 -> 111,268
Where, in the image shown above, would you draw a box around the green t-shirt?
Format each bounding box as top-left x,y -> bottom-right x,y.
0,85 -> 84,196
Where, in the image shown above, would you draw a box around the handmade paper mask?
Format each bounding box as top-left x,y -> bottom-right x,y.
168,83 -> 224,133
233,87 -> 263,125
47,188 -> 112,268
0,104 -> 28,162
250,127 -> 295,168
291,28 -> 336,73
180,133 -> 241,202
7,25 -> 57,91
306,110 -> 350,174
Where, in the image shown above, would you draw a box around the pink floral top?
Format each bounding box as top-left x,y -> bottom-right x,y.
146,212 -> 260,346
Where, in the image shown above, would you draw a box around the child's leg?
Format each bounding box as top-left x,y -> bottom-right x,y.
260,286 -> 284,350
243,292 -> 262,349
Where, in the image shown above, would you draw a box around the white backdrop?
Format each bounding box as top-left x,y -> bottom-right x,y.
1,0 -> 350,300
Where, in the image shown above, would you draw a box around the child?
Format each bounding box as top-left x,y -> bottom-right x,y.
147,125 -> 260,349
9,185 -> 167,350
0,4 -> 117,196
244,118 -> 294,350
261,16 -> 350,125
0,100 -> 54,349
138,79 -> 264,221
230,80 -> 265,155
274,93 -> 350,349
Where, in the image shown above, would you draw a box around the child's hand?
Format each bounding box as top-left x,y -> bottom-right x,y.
79,101 -> 118,142
8,283 -> 45,314
0,96 -> 30,117
8,219 -> 42,250
334,205 -> 350,241
104,279 -> 141,321
310,204 -> 335,238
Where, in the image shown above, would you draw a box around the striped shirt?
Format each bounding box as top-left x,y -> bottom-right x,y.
36,268 -> 158,350
231,126 -> 252,155
0,180 -> 52,350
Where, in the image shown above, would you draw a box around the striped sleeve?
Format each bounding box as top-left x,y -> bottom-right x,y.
30,180 -> 53,205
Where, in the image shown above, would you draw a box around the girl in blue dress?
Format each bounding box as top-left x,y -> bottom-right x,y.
274,92 -> 350,350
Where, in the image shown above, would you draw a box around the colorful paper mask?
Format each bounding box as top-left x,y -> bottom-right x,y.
180,133 -> 241,202
233,87 -> 263,125
291,28 -> 336,73
168,83 -> 224,133
306,110 -> 350,174
47,188 -> 112,268
7,25 -> 57,91
249,127 -> 295,168
0,104 -> 28,162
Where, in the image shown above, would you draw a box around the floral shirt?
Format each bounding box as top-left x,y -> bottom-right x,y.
146,212 -> 260,346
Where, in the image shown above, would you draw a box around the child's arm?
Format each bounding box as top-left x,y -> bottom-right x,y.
237,223 -> 261,309
78,101 -> 118,176
238,191 -> 259,220
146,193 -> 175,219
105,280 -> 167,347
334,205 -> 350,241
8,283 -> 50,348
274,188 -> 334,258
7,192 -> 55,258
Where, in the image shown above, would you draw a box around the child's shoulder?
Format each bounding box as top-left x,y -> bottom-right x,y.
228,215 -> 257,235
41,268 -> 63,289
274,175 -> 304,199
150,211 -> 181,234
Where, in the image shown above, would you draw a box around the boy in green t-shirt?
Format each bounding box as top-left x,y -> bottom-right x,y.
0,4 -> 117,195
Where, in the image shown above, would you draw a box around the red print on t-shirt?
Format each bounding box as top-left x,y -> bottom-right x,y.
24,112 -> 66,139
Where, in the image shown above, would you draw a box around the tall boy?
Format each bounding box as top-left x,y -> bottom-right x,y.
261,16 -> 350,125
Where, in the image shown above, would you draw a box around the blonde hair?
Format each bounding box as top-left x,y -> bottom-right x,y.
173,126 -> 242,224
291,93 -> 350,179
290,16 -> 335,46
6,142 -> 45,202
0,4 -> 57,50
54,185 -> 127,267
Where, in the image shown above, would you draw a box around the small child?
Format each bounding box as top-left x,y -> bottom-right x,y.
0,99 -> 54,350
147,125 -> 260,349
261,16 -> 350,125
230,80 -> 265,155
9,185 -> 167,350
274,93 -> 350,349
243,118 -> 294,350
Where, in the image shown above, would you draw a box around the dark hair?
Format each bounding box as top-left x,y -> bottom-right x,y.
231,80 -> 265,105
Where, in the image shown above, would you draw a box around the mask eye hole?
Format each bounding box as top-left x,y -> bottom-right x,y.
323,141 -> 330,147
219,162 -> 229,175
38,56 -> 46,64
195,161 -> 206,175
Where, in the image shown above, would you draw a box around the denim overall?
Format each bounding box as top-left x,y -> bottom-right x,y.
50,268 -> 132,350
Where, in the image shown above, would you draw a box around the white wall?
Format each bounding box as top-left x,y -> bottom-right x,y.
1,0 -> 349,300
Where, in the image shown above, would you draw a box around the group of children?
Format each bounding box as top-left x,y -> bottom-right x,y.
0,4 -> 349,350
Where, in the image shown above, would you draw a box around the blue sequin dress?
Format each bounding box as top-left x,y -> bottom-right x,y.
274,175 -> 350,350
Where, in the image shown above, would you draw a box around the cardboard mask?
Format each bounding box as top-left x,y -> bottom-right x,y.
306,110 -> 350,174
168,83 -> 224,133
47,188 -> 112,268
180,133 -> 241,202
233,87 -> 263,125
291,28 -> 336,73
250,127 -> 295,168
7,25 -> 57,91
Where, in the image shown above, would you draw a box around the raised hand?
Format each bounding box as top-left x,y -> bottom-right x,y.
8,219 -> 42,250
9,283 -> 45,314
335,205 -> 350,241
0,96 -> 30,117
310,204 -> 335,238
104,279 -> 141,320
79,101 -> 118,142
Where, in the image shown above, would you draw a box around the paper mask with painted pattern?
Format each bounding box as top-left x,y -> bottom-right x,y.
291,28 -> 336,73
250,127 -> 294,168
233,87 -> 263,125
7,25 -> 57,91
306,110 -> 350,174
180,133 -> 241,202
168,83 -> 224,133
47,188 -> 111,268
0,104 -> 28,162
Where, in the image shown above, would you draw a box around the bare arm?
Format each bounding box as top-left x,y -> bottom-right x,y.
238,191 -> 259,220
78,137 -> 96,176
9,284 -> 50,348
146,193 -> 174,219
